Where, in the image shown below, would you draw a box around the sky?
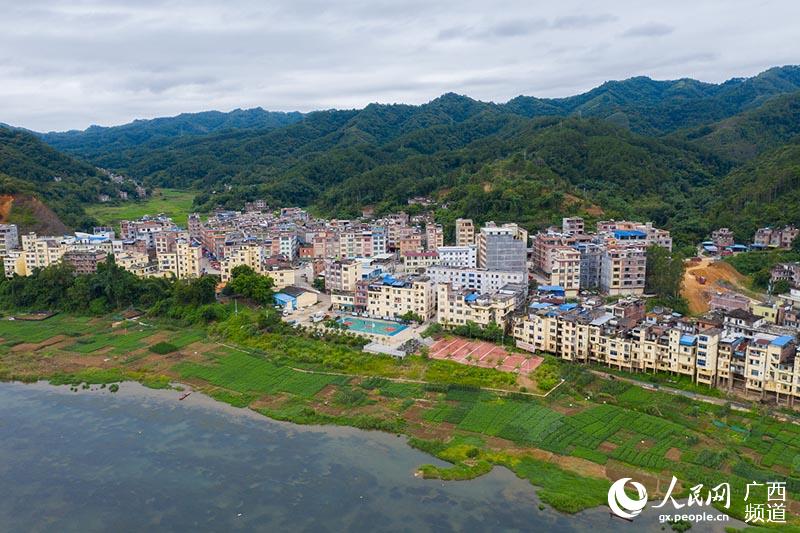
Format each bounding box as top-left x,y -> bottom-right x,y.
1,0 -> 798,132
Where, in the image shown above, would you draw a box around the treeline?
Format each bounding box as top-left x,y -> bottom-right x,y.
0,256 -> 224,322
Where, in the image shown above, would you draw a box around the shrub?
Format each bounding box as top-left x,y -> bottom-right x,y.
149,342 -> 178,354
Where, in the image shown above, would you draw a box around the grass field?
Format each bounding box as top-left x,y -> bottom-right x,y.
85,188 -> 197,228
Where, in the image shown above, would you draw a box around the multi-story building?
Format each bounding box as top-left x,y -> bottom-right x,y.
62,249 -> 108,274
548,246 -> 581,297
326,259 -> 362,292
754,225 -> 799,249
476,222 -> 527,272
402,251 -> 439,273
562,217 -> 585,234
512,301 -> 800,402
455,218 -> 475,246
711,228 -> 735,249
598,220 -> 672,251
436,283 -> 518,329
0,224 -> 20,256
426,265 -> 527,294
576,242 -> 603,290
436,245 -> 477,268
366,274 -> 436,321
772,262 -> 800,288
157,239 -> 202,279
599,244 -> 646,295
425,223 -> 444,251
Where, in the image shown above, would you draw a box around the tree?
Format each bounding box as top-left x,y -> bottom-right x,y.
645,246 -> 684,299
227,265 -> 275,306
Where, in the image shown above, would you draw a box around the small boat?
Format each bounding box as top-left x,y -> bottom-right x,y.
178,392 -> 192,401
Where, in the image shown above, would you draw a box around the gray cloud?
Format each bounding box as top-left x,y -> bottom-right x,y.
0,0 -> 797,131
622,22 -> 675,38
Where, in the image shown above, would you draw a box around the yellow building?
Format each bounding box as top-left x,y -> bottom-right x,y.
366,275 -> 436,320
436,283 -> 516,328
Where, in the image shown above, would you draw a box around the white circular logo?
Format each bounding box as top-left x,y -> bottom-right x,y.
608,478 -> 648,519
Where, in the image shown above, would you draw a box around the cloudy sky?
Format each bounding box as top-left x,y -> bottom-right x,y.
1,0 -> 798,131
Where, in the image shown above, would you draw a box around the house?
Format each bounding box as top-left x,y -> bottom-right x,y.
274,286 -> 318,311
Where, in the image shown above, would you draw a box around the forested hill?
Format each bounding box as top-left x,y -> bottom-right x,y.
3,65 -> 799,245
0,127 -> 123,230
39,108 -> 304,164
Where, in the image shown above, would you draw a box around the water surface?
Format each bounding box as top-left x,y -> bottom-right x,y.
0,382 -> 738,532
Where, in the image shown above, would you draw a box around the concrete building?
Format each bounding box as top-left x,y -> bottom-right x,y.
426,265 -> 527,294
436,283 -> 518,329
326,260 -> 363,292
455,218 -> 475,246
562,217 -> 585,234
402,251 -> 439,273
599,245 -> 646,296
548,246 -> 581,298
366,274 -> 436,321
0,224 -> 19,256
754,226 -> 799,249
476,222 -> 527,272
157,239 -> 202,279
711,228 -> 735,249
436,245 -> 477,268
62,249 -> 108,275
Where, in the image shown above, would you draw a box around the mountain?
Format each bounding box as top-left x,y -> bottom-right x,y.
0,126 -> 122,231
707,141 -> 800,240
39,108 -> 304,167
2,65 -> 798,245
681,91 -> 800,163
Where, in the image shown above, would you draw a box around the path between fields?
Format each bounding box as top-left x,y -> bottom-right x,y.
215,342 -> 565,398
587,369 -> 751,410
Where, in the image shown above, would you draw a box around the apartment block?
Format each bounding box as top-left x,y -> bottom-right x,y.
711,228 -> 735,249
548,246 -> 581,297
754,225 -> 799,249
402,251 -> 439,273
157,239 -> 202,279
436,245 -> 477,268
0,224 -> 19,256
562,217 -> 585,234
366,274 -> 436,321
599,245 -> 646,295
427,265 -> 527,294
436,283 -> 518,329
62,249 -> 108,275
326,259 -> 363,292
455,218 -> 475,246
476,222 -> 527,272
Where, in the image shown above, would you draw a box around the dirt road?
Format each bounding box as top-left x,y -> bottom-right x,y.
681,257 -> 755,314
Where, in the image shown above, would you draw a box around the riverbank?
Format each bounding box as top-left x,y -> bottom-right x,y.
0,380 -> 745,532
1,313 -> 799,526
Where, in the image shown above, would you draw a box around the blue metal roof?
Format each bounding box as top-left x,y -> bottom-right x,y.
537,285 -> 565,292
274,293 -> 295,304
614,230 -> 647,239
559,303 -> 578,311
464,293 -> 479,302
680,335 -> 697,346
772,335 -> 795,347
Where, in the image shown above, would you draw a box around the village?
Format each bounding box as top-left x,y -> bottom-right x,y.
1,204 -> 799,406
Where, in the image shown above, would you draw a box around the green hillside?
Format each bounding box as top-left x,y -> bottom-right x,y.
0,127 -> 121,230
